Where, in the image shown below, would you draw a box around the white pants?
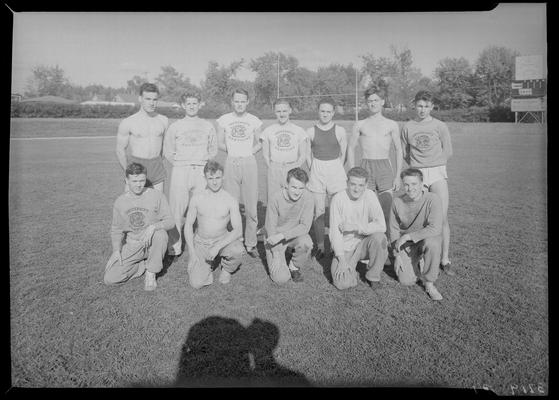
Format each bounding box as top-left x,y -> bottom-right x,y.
168,164 -> 207,255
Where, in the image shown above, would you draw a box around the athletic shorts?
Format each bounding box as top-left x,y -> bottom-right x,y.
360,159 -> 394,192
307,159 -> 347,195
418,165 -> 448,188
129,155 -> 166,186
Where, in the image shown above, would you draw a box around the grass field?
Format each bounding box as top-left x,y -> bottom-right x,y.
9,118 -> 548,393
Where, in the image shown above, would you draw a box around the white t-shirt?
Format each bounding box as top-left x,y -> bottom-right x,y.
260,122 -> 307,163
217,112 -> 263,157
164,117 -> 217,166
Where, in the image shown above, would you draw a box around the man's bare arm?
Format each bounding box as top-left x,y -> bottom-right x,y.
252,126 -> 263,154
163,124 -> 175,163
347,122 -> 360,168
184,195 -> 199,257
390,123 -> 403,189
217,125 -> 228,153
338,127 -> 348,165
262,138 -> 270,168
212,197 -> 243,251
116,120 -> 131,170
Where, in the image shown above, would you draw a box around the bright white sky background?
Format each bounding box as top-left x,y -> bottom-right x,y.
11,4 -> 547,94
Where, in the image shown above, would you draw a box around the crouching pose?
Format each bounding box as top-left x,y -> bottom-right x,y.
329,167 -> 388,290
184,161 -> 245,289
104,162 -> 174,291
390,168 -> 444,301
264,168 -> 314,284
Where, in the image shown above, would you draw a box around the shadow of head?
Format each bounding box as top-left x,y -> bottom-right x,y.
174,316 -> 311,387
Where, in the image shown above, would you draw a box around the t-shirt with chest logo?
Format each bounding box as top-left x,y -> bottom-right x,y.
110,188 -> 173,249
165,117 -> 217,166
216,112 -> 263,157
400,118 -> 453,168
260,121 -> 307,164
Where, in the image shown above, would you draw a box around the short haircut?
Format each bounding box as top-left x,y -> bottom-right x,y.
125,162 -> 147,177
400,168 -> 424,181
347,167 -> 369,181
180,91 -> 202,103
273,98 -> 292,108
204,160 -> 224,176
317,97 -> 336,109
414,90 -> 434,104
139,83 -> 159,96
286,167 -> 309,184
231,88 -> 249,99
364,85 -> 387,100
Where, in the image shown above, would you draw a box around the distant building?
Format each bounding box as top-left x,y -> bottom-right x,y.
11,93 -> 22,103
20,95 -> 77,104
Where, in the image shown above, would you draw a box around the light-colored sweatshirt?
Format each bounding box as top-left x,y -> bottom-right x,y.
110,188 -> 174,251
401,118 -> 453,168
329,189 -> 386,255
264,188 -> 314,241
389,192 -> 443,244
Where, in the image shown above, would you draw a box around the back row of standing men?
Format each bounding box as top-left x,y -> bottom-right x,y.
105,83 -> 453,301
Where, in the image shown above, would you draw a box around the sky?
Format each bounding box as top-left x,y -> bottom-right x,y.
11,4 -> 547,94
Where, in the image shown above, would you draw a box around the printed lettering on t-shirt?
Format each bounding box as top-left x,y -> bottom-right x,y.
229,123 -> 250,141
127,207 -> 149,230
275,131 -> 295,151
177,129 -> 208,146
412,132 -> 439,150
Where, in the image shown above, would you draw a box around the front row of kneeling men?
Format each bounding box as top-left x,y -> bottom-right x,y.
105,161 -> 444,301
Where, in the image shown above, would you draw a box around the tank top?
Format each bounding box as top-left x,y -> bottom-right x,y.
311,125 -> 340,160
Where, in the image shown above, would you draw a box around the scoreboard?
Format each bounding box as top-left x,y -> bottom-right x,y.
511,79 -> 547,98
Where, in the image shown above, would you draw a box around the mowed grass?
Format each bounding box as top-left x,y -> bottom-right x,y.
9,118 -> 548,393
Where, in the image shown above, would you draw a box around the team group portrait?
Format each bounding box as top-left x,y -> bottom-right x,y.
9,7 -> 547,392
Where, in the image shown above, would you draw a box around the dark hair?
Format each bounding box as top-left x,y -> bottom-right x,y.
180,91 -> 202,103
139,83 -> 159,96
273,98 -> 292,108
347,167 -> 369,181
286,167 -> 309,184
364,85 -> 387,100
204,160 -> 224,176
231,88 -> 249,99
317,97 -> 336,109
125,162 -> 147,177
414,90 -> 434,104
400,168 -> 424,181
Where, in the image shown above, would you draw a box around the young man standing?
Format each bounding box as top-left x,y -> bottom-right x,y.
184,161 -> 245,289
264,168 -> 314,284
116,83 -> 169,191
390,168 -> 444,300
348,85 -> 403,235
306,97 -> 348,260
163,92 -> 218,256
104,162 -> 174,291
401,90 -> 454,276
217,89 -> 263,257
329,167 -> 388,290
260,99 -> 308,202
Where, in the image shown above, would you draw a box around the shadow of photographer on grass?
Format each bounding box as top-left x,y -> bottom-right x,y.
174,316 -> 311,387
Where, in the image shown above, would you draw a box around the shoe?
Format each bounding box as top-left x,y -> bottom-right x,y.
219,269 -> 231,284
440,262 -> 456,276
369,280 -> 381,290
425,283 -> 443,301
246,247 -> 259,258
290,270 -> 303,282
144,271 -> 157,291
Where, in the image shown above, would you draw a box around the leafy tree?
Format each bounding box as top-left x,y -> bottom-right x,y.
25,64 -> 70,98
434,57 -> 475,109
250,52 -> 300,109
201,60 -> 244,108
312,63 -> 357,108
155,65 -> 200,102
474,46 -> 518,107
126,75 -> 149,95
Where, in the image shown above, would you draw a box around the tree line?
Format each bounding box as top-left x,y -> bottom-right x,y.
22,45 -> 518,112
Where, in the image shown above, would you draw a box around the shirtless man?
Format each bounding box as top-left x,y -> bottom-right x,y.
216,88 -> 263,257
306,97 -> 348,260
116,83 -> 169,191
163,91 -> 218,256
184,161 -> 246,289
348,85 -> 403,238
